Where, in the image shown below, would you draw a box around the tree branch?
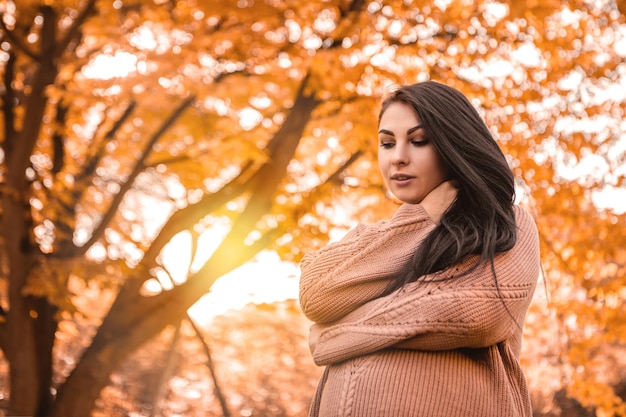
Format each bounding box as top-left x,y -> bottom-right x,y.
74,101 -> 138,184
55,0 -> 97,59
341,0 -> 366,16
325,0 -> 367,49
6,5 -> 57,187
288,150 -> 363,229
51,103 -> 68,175
140,160 -> 256,266
322,150 -> 363,187
98,125 -> 290,332
144,75 -> 320,270
0,14 -> 39,59
1,51 -> 17,159
213,77 -> 319,250
67,97 -> 194,257
186,316 -> 231,417
0,306 -> 6,354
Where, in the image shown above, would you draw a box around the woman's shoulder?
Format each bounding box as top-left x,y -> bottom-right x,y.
513,205 -> 537,229
513,205 -> 540,252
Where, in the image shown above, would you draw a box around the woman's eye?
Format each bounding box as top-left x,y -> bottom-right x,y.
379,142 -> 394,149
411,139 -> 429,146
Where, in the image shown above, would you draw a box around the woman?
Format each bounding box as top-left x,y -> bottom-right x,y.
299,81 -> 540,417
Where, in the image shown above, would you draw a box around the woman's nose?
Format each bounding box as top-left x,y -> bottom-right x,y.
392,144 -> 409,166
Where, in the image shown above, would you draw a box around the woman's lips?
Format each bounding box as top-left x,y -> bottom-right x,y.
391,174 -> 415,185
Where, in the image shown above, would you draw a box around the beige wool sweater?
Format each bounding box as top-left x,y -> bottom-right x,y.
299,204 -> 540,417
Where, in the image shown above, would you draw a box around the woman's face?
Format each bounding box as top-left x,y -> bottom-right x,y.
378,101 -> 449,204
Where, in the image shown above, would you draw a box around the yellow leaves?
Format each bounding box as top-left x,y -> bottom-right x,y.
438,0 -> 475,26
568,378 -> 626,417
537,198 -> 626,412
209,73 -> 269,109
506,0 -> 562,22
23,258 -> 78,315
308,51 -> 366,99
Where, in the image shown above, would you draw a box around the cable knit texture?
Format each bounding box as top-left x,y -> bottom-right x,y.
299,204 -> 540,417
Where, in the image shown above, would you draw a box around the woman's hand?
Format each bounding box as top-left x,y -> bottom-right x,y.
420,180 -> 459,224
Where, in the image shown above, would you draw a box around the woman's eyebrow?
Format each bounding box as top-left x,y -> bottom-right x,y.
378,125 -> 424,136
407,125 -> 424,135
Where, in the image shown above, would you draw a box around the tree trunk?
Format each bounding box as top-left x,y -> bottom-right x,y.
33,297 -> 58,415
3,6 -> 62,415
4,208 -> 39,416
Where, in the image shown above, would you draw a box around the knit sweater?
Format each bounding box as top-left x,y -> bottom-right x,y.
299,203 -> 540,417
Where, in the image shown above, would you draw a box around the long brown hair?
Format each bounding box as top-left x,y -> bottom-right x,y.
381,81 -> 518,292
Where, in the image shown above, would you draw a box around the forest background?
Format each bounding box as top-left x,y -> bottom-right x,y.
1,0 -> 626,416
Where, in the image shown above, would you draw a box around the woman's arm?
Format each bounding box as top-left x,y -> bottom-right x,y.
299,180 -> 458,324
299,203 -> 435,324
309,206 -> 540,366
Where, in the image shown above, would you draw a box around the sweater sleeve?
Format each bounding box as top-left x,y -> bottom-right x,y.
309,206 -> 540,366
299,204 -> 435,324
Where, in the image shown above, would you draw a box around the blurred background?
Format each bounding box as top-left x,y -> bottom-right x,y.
1,0 -> 625,416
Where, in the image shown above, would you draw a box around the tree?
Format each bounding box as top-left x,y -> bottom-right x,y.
0,1 -> 379,415
0,0 -> 625,416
